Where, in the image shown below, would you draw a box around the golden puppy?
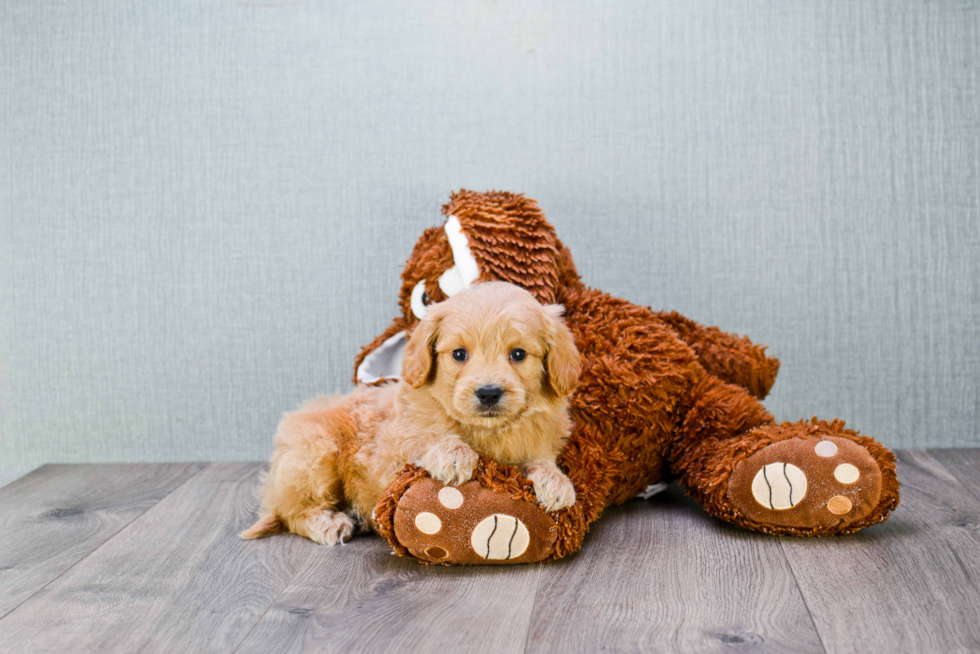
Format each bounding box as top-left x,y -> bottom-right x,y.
242,281 -> 581,545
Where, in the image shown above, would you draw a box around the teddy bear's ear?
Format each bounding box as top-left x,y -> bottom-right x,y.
353,314 -> 411,385
543,304 -> 581,397
402,306 -> 443,388
445,190 -> 563,305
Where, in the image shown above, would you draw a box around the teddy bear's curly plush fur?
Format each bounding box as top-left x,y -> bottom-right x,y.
355,190 -> 900,565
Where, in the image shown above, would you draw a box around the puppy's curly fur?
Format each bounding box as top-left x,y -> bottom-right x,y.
242,282 -> 580,545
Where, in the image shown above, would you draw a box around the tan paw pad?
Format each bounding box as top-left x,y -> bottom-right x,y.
834,463 -> 860,484
414,512 -> 442,534
815,440 -> 838,457
751,462 -> 808,510
438,486 -> 464,509
827,495 -> 853,515
471,514 -> 530,560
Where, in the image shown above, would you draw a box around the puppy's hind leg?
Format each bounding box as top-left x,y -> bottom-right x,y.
245,396 -> 357,546
289,509 -> 356,546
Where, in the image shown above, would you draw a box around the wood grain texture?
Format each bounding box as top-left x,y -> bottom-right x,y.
236,538 -> 544,654
0,463 -> 205,618
3,457 -> 980,652
525,487 -> 824,654
2,2 -> 979,485
929,448 -> 980,502
781,450 -> 980,654
0,463 -> 320,653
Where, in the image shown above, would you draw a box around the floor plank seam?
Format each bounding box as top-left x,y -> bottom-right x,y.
229,546 -> 320,654
778,537 -> 830,654
517,564 -> 544,654
0,462 -> 210,624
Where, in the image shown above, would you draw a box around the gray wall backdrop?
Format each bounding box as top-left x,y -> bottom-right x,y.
2,1 -> 979,484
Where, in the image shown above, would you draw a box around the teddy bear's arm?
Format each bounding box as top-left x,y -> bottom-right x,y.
655,310 -> 780,399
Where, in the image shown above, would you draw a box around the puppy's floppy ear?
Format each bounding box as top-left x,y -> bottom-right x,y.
402,306 -> 443,388
542,304 -> 580,397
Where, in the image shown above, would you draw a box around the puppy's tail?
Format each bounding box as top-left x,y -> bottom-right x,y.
240,513 -> 284,540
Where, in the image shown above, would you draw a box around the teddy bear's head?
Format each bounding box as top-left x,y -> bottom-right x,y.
355,190 -> 582,384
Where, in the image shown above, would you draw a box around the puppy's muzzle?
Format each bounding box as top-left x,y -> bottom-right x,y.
475,385 -> 505,408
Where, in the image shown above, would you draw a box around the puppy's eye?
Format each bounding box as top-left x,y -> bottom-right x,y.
452,348 -> 468,362
422,292 -> 431,306
510,348 -> 527,363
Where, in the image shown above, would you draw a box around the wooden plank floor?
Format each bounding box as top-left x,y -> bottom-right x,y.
0,451 -> 978,653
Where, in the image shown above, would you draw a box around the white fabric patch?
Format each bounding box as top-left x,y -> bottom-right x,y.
444,216 -> 480,286
834,463 -> 860,484
414,512 -> 442,534
437,486 -> 464,509
355,330 -> 407,383
751,462 -> 808,510
814,440 -> 838,457
438,215 -> 480,298
470,514 -> 529,560
410,279 -> 428,320
438,267 -> 466,298
637,482 -> 668,500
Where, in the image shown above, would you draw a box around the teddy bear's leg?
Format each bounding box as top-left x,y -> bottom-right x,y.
373,458 -> 582,565
669,376 -> 900,535
656,311 -> 780,399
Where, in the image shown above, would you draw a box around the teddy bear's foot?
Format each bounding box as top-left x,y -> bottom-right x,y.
727,431 -> 889,534
388,477 -> 558,564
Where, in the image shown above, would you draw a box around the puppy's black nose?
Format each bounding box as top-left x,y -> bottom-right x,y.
475,385 -> 504,407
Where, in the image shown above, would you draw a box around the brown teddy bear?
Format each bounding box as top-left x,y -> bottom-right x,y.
354,190 -> 900,565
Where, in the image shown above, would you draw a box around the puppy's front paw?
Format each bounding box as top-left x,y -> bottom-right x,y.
527,466 -> 576,512
418,441 -> 479,486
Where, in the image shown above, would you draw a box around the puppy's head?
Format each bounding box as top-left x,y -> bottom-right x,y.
402,281 -> 580,427
354,191 -> 585,385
